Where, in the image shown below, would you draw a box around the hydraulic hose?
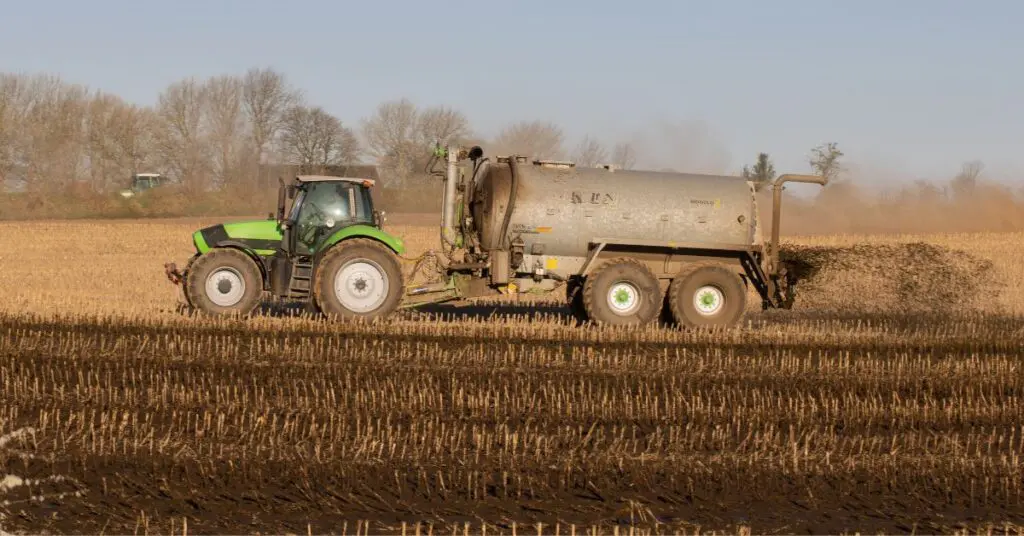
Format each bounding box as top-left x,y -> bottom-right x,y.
463,157 -> 489,248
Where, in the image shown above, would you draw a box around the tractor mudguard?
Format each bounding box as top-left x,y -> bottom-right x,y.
318,224 -> 406,257
191,221 -> 279,289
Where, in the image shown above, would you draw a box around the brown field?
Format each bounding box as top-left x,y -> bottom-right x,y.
1,215 -> 1023,534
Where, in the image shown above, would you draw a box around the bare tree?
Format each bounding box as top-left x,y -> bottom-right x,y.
610,142 -> 637,170
81,92 -> 124,192
2,75 -> 156,194
951,159 -> 983,199
415,105 -> 471,148
0,74 -> 32,188
155,77 -> 210,191
572,135 -> 608,167
280,105 -> 359,173
491,120 -> 564,160
108,103 -> 158,178
204,75 -> 246,187
360,98 -> 421,185
242,68 -> 301,187
20,74 -> 89,191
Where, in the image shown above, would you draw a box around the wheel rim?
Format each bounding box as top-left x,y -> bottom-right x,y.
204,267 -> 246,307
607,281 -> 641,315
334,259 -> 389,313
693,285 -> 725,316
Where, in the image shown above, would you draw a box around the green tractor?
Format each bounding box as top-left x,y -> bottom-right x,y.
165,175 -> 408,319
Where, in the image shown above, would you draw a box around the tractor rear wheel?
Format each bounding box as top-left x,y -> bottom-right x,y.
668,262 -> 747,328
582,258 -> 662,326
313,238 -> 404,321
185,248 -> 264,316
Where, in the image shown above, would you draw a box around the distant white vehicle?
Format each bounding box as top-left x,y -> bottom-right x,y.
119,173 -> 165,198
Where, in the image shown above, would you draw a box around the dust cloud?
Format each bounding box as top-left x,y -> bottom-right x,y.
759,177 -> 1024,236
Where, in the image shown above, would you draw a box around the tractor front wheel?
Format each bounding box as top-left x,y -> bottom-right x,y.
185,248 -> 264,316
313,238 -> 404,321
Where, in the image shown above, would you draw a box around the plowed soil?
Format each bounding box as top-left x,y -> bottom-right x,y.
1,311 -> 1022,534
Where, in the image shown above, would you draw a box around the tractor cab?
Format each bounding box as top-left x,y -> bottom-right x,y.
276,175 -> 385,256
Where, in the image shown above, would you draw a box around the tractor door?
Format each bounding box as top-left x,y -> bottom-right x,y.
289,181 -> 373,256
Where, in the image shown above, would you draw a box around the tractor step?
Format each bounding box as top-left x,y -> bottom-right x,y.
286,258 -> 313,300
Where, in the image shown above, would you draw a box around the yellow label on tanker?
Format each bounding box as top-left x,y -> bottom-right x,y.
545,258 -> 559,270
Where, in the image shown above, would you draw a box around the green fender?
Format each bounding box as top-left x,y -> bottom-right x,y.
318,224 -> 406,256
191,219 -> 283,257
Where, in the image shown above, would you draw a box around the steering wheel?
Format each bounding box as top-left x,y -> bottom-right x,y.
298,202 -> 328,244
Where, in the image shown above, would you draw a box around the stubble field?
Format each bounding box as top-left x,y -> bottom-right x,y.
0,215 -> 1022,535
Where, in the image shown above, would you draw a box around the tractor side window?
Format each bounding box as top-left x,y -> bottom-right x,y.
355,187 -> 373,222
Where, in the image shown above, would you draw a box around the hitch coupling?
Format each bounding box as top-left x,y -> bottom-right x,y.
164,256 -> 197,309
164,262 -> 184,285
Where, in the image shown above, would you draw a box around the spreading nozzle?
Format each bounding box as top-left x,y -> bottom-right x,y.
765,173 -> 828,309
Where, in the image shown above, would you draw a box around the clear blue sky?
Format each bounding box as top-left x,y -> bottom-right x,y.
3,0 -> 1022,186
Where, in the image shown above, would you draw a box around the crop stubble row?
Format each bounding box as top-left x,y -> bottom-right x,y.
0,311 -> 1022,534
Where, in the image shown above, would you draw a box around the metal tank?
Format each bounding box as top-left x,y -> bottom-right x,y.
467,158 -> 760,260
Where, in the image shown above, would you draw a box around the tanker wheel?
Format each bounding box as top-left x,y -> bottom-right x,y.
668,262 -> 747,329
185,248 -> 264,317
313,238 -> 404,321
582,258 -> 662,326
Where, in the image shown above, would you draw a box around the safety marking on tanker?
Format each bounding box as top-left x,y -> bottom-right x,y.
511,224 -> 552,234
545,258 -> 559,270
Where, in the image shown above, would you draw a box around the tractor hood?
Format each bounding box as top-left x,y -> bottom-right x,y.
192,219 -> 283,256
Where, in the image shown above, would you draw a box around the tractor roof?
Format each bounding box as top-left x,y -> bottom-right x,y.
296,175 -> 376,186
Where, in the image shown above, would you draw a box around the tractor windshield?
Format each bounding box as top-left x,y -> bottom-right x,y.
291,181 -> 373,252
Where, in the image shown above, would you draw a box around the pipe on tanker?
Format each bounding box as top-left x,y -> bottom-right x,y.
769,173 -> 828,274
440,147 -> 460,248
499,156 -> 520,251
466,158 -> 489,216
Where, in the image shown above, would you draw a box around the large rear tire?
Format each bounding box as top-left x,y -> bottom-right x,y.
313,238 -> 404,321
185,248 -> 264,316
668,262 -> 747,328
582,258 -> 662,326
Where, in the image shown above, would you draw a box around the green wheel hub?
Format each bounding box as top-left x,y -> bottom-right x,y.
693,285 -> 724,316
607,281 -> 641,315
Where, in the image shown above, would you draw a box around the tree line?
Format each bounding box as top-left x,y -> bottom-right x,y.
1,66 -> 1008,224
0,67 -> 642,197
